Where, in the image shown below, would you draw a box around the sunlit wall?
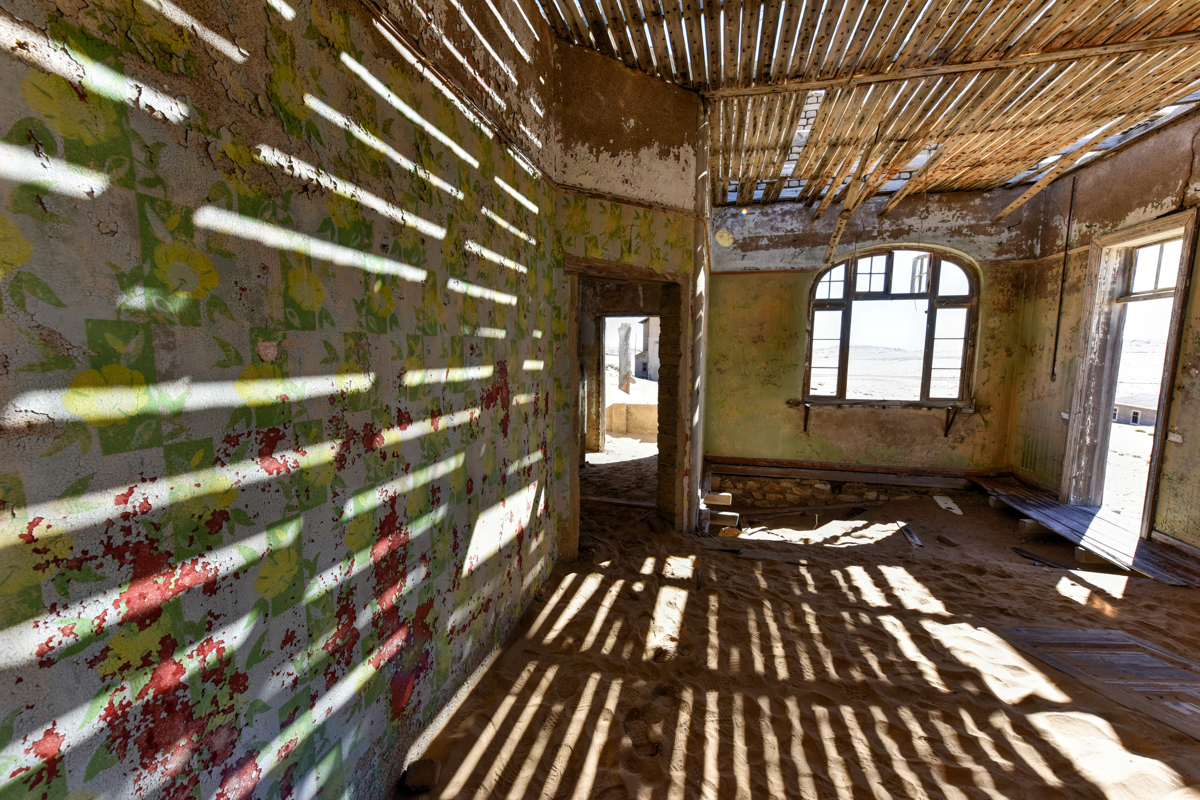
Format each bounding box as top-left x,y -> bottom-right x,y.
0,0 -> 570,796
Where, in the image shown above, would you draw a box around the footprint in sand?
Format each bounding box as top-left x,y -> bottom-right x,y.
622,707 -> 662,756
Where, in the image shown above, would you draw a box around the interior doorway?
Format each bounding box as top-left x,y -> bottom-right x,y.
1064,211 -> 1196,544
582,315 -> 660,501
566,265 -> 689,556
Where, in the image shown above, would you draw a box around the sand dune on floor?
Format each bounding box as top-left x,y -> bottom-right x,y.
419,494 -> 1200,800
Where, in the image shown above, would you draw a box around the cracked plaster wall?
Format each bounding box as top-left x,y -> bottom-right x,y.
705,110 -> 1200,550
0,0 -> 702,797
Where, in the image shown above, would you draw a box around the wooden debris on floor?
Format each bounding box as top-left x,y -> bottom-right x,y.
1006,628 -> 1200,742
934,495 -> 964,515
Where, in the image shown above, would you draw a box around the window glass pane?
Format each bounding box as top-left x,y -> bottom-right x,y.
845,299 -> 928,401
815,264 -> 844,300
812,309 -> 842,340
929,307 -> 967,399
855,255 -> 887,293
934,307 -> 967,339
810,310 -> 842,393
938,261 -> 970,296
892,251 -> 930,294
809,369 -> 838,396
1131,243 -> 1160,293
929,370 -> 962,399
1159,239 -> 1182,290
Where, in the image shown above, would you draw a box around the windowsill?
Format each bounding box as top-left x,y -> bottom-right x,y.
790,398 -> 974,411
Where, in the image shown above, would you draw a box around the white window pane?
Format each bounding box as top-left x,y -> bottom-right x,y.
812,309 -> 842,340
1132,244 -> 1160,293
935,307 -> 968,339
856,255 -> 887,293
1159,239 -> 1182,290
816,264 -> 844,300
932,339 -> 964,366
929,370 -> 961,399
938,261 -> 970,296
892,251 -> 930,294
845,299 -> 927,401
809,368 -> 838,396
812,348 -> 840,369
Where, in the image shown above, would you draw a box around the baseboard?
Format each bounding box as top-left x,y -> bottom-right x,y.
704,456 -> 1008,489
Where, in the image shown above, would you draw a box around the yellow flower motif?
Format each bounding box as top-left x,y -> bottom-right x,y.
367,282 -> 395,316
324,192 -> 360,230
20,71 -> 120,146
0,213 -> 32,279
334,361 -> 372,395
96,614 -> 172,679
235,363 -> 285,407
255,547 -> 299,598
298,441 -> 336,487
62,365 -> 151,427
287,267 -> 325,311
344,511 -> 375,552
176,472 -> 238,522
153,242 -> 218,299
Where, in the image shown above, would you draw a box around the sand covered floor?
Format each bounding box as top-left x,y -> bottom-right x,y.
419,492 -> 1200,799
581,435 -> 658,504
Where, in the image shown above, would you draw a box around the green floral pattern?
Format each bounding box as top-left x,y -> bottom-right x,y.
0,4 -> 692,799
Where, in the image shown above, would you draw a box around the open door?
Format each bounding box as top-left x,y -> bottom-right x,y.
1063,209 -> 1198,555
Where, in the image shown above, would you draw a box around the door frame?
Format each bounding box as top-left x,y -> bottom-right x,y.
1062,208 -> 1198,538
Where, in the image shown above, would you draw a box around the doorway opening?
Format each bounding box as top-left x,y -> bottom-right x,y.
1103,241 -> 1179,528
1064,211 -> 1196,547
583,315 -> 660,502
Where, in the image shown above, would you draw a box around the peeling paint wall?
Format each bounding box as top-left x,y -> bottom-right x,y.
551,42 -> 700,212
0,0 -> 575,796
710,187 -> 1043,272
1021,112 -> 1200,545
705,188 -> 1031,472
705,264 -> 1024,471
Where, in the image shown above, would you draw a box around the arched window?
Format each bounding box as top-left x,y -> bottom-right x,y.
805,249 -> 977,406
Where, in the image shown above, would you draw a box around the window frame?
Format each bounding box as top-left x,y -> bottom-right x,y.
802,248 -> 979,409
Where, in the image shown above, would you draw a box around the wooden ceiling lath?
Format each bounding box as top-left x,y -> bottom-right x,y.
538,0 -> 1200,253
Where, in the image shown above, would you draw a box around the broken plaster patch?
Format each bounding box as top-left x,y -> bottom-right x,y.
561,142 -> 696,210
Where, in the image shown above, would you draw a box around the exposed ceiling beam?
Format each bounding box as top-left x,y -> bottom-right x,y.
704,31 -> 1200,100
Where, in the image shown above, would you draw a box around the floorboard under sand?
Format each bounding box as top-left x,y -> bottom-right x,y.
418,489 -> 1200,800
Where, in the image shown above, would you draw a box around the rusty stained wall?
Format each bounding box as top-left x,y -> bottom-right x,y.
709,185 -> 1044,272
551,41 -> 701,212
705,187 -> 1034,471
0,0 -> 709,795
1014,111 -> 1200,545
706,266 -> 1025,470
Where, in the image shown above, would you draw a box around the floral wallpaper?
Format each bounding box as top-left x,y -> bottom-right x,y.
0,1 -> 570,797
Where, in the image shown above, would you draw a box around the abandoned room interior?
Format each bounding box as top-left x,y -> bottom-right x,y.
11,0 -> 1200,796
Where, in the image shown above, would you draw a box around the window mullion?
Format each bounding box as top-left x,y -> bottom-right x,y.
921,258 -> 942,401
838,264 -> 853,398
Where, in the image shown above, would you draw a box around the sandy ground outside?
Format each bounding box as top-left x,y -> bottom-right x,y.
606,354 -> 660,406
582,435 -> 658,504
418,487 -> 1200,800
1103,424 -> 1155,525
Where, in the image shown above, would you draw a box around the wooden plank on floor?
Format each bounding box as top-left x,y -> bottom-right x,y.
975,477 -> 1199,586
1006,627 -> 1200,741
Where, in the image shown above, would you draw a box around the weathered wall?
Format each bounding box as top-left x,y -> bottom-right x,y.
551,42 -> 700,211
705,187 -> 1031,472
0,0 -> 571,797
1014,111 -> 1200,543
705,264 -> 1024,471
710,186 -> 1043,272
